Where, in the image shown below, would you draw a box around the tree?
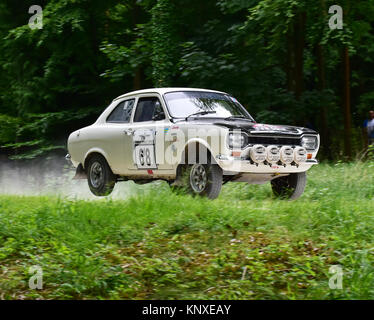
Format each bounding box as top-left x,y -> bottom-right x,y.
150,0 -> 178,87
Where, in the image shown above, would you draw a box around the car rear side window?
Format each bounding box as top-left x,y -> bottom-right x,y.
133,97 -> 165,122
106,99 -> 135,123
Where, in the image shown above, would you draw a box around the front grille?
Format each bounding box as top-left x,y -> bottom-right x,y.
247,136 -> 301,146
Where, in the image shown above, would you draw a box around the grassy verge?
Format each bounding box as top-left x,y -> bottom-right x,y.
0,162 -> 373,299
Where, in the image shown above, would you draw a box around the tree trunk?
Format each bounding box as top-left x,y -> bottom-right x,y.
316,44 -> 331,159
133,68 -> 142,90
132,0 -> 142,90
315,0 -> 332,159
285,11 -> 306,99
286,32 -> 294,92
293,12 -> 306,99
343,46 -> 352,159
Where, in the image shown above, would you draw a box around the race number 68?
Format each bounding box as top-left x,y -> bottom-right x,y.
135,145 -> 156,168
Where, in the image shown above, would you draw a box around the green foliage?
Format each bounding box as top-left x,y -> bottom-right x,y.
0,162 -> 373,299
1,0 -> 374,160
99,2 -> 153,84
150,0 -> 178,87
1,109 -> 98,159
0,115 -> 21,144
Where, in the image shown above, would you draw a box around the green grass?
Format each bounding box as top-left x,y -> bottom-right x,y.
0,162 -> 373,299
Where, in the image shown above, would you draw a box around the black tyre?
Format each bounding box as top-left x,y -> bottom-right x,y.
174,163 -> 223,199
271,172 -> 307,200
87,154 -> 116,196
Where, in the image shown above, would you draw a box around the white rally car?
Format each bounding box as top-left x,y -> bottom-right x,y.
67,88 -> 319,199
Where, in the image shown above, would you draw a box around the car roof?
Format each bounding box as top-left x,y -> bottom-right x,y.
113,87 -> 228,101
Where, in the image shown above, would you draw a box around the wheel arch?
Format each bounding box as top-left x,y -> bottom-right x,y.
83,148 -> 111,170
174,140 -> 223,199
176,139 -> 218,178
181,139 -> 215,163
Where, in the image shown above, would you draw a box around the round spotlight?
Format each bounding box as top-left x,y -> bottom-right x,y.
266,145 -> 280,164
250,144 -> 266,164
280,146 -> 294,164
294,146 -> 307,164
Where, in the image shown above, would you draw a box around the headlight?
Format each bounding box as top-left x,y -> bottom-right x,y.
301,136 -> 318,150
228,132 -> 247,149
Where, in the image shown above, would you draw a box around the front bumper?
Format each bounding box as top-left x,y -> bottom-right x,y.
216,155 -> 318,174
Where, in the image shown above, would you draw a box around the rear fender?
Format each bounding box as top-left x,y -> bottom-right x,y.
83,148 -> 110,169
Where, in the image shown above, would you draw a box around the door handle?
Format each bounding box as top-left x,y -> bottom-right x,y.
124,128 -> 134,135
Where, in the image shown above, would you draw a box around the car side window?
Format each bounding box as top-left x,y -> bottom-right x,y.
133,97 -> 165,122
106,99 -> 135,123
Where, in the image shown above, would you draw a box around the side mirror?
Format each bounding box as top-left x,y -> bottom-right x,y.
152,114 -> 164,121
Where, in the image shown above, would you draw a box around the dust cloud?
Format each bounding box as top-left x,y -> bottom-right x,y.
0,155 -> 151,200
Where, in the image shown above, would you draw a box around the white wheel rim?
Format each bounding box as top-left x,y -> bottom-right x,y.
90,161 -> 104,188
190,164 -> 207,193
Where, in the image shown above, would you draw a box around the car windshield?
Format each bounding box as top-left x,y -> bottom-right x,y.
164,91 -> 255,121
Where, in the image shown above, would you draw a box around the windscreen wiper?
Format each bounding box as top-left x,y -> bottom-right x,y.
225,115 -> 254,121
185,111 -> 216,120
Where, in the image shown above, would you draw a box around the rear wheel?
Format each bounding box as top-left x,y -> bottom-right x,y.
87,154 -> 116,196
271,172 -> 306,200
173,163 -> 223,199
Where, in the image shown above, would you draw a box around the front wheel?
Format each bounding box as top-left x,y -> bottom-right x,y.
271,172 -> 307,200
173,163 -> 223,199
87,154 -> 116,196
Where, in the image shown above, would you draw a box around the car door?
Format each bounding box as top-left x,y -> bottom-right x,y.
128,95 -> 170,173
102,98 -> 136,175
